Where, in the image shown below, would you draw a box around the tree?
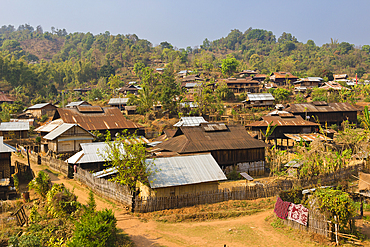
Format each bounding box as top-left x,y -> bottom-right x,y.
215,82 -> 234,101
107,75 -> 122,95
221,57 -> 239,77
101,131 -> 155,210
133,61 -> 146,78
160,41 -> 173,50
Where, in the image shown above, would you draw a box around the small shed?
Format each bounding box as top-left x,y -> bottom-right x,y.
42,123 -> 95,154
140,153 -> 227,197
0,122 -> 30,139
242,93 -> 275,107
25,103 -> 57,118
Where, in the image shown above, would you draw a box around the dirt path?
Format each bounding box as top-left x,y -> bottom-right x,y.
15,154 -> 325,247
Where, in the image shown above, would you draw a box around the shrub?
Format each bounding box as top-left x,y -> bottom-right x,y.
9,234 -> 41,247
28,171 -> 51,199
68,209 -> 117,247
46,183 -> 79,217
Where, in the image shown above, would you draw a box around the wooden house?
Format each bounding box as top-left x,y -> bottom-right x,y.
51,106 -> 144,136
219,78 -> 260,94
238,70 -> 258,78
285,101 -> 357,126
293,77 -> 323,88
154,123 -> 268,175
319,81 -> 350,91
118,85 -> 139,95
0,137 -> 15,179
270,72 -> 298,86
0,122 -> 29,139
253,74 -> 267,82
246,112 -> 319,144
242,93 -> 275,107
108,98 -> 129,110
139,153 -> 227,197
334,74 -> 348,80
42,123 -> 95,154
0,93 -> 13,104
25,103 -> 57,118
124,106 -> 137,115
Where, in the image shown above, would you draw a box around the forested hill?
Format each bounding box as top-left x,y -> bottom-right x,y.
0,24 -> 369,101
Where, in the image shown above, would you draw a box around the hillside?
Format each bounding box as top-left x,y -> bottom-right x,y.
20,37 -> 64,61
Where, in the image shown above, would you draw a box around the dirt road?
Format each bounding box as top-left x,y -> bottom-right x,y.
17,154 -> 326,247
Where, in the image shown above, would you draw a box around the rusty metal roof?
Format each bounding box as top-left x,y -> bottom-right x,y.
155,124 -> 267,153
77,105 -> 104,113
54,107 -> 142,131
284,133 -> 332,142
0,93 -> 13,102
270,72 -> 298,79
247,115 -> 319,127
320,81 -> 350,91
285,102 -> 357,113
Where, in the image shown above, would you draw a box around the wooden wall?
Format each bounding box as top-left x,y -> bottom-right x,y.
0,153 -> 11,179
211,148 -> 265,165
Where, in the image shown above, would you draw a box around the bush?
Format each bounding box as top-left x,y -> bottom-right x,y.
46,183 -> 79,218
28,171 -> 51,199
9,234 -> 41,247
68,209 -> 117,247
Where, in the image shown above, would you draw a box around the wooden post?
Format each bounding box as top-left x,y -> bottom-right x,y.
334,215 -> 338,245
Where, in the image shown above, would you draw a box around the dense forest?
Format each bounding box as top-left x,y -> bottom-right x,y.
0,24 -> 369,108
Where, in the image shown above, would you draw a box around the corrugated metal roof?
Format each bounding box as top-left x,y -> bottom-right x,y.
54,107 -> 142,131
147,153 -> 227,189
185,82 -> 200,88
66,142 -> 126,164
285,102 -> 357,113
77,105 -> 104,113
108,98 -> 129,105
0,122 -> 30,131
35,119 -> 64,133
173,117 -> 207,127
284,133 -> 332,142
65,101 -> 91,107
0,137 -> 16,153
156,124 -> 268,153
0,93 -> 13,102
245,93 -> 274,102
247,115 -> 319,127
320,81 -> 350,91
43,123 -> 94,141
27,103 -> 54,110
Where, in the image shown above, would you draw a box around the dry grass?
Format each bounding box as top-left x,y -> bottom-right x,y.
137,197 -> 275,223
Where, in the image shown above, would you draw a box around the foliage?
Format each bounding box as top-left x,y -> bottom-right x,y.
260,121 -> 277,142
39,114 -> 49,122
279,189 -> 303,204
101,131 -> 155,190
215,82 -> 234,101
226,168 -> 242,180
314,188 -> 356,228
221,57 -> 239,77
12,173 -> 19,193
68,209 -> 117,247
28,171 -> 51,199
46,183 -> 79,218
87,190 -> 97,213
268,88 -> 291,103
8,234 -> 41,247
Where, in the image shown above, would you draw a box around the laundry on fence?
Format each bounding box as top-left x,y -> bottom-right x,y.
287,203 -> 309,226
274,197 -> 291,219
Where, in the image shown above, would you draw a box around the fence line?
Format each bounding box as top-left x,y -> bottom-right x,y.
134,164 -> 362,213
74,167 -> 133,207
18,146 -> 70,177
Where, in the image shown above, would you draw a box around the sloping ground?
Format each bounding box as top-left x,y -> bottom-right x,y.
20,38 -> 64,61
16,153 -> 370,247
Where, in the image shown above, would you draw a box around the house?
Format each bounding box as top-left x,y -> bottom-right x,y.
10,119 -> 35,127
123,106 -> 137,115
34,119 -> 64,137
246,112 -> 319,143
0,137 -> 16,199
319,81 -> 350,91
67,137 -> 149,172
0,122 -> 30,139
285,101 -> 358,126
73,88 -> 91,93
0,93 -> 13,104
238,70 -> 258,77
139,153 -> 227,197
253,74 -> 268,82
65,101 -> 91,108
293,77 -> 323,88
219,78 -> 261,94
108,98 -> 129,110
173,117 -> 208,127
334,74 -> 348,80
182,74 -> 202,83
51,106 -> 144,136
42,123 -> 95,154
242,93 -> 275,107
156,68 -> 165,74
0,137 -> 16,179
270,72 -> 298,86
118,85 -> 139,95
154,123 -> 268,175
25,103 -> 57,118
